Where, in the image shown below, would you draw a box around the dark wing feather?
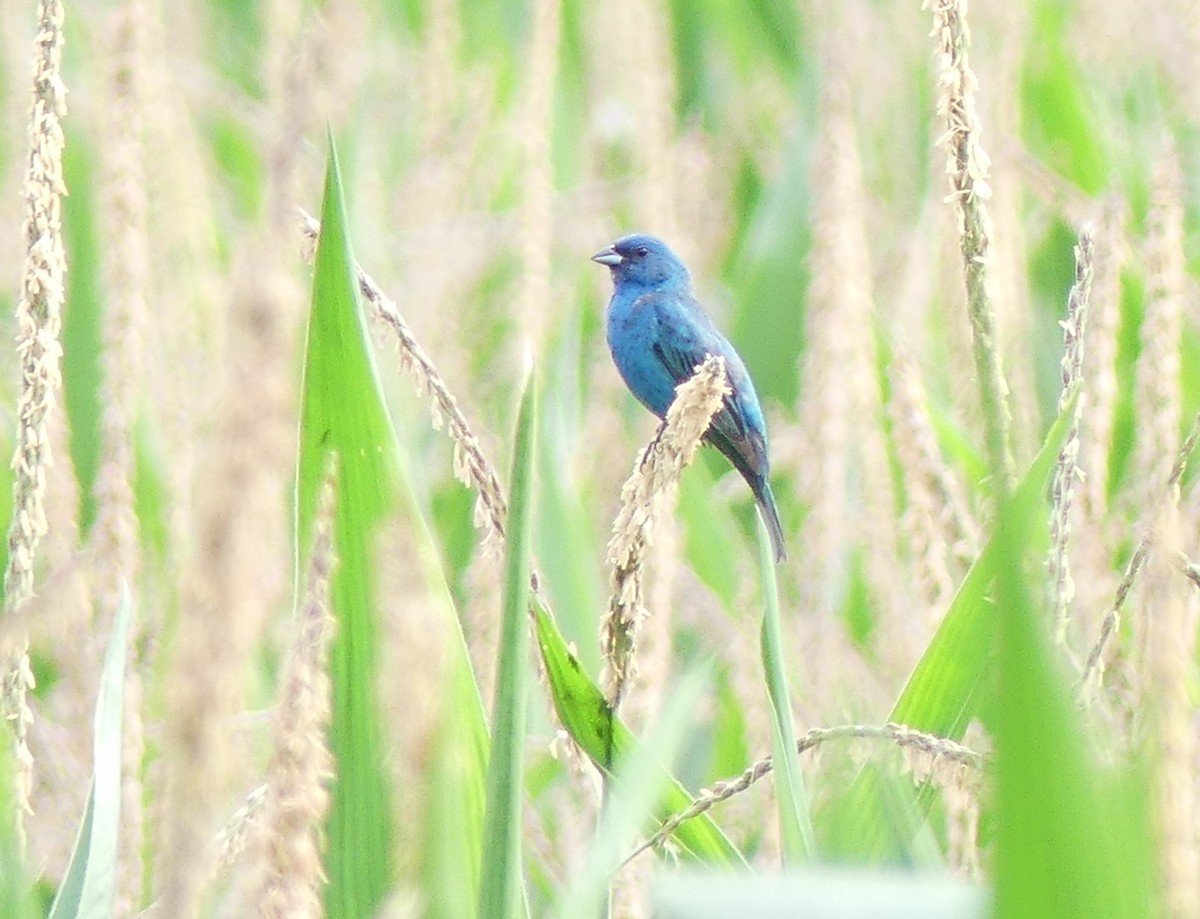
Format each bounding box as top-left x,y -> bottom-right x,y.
643,296 -> 785,561
649,338 -> 767,482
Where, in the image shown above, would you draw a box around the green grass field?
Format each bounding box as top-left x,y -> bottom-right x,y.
1,1 -> 1198,917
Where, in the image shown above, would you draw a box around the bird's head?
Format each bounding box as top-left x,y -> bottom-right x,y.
591,234 -> 689,290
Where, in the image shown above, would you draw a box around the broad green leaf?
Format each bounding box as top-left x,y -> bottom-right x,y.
302,136 -> 489,919
727,124 -> 815,409
532,601 -> 745,866
478,374 -> 537,919
756,514 -> 814,862
300,136 -> 488,919
671,0 -> 807,119
889,392 -> 1078,736
49,586 -> 131,919
300,133 -> 395,918
832,396 -> 1077,860
709,667 -> 750,784
815,761 -> 940,868
991,492 -> 1154,917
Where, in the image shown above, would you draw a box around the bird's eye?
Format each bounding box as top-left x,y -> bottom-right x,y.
636,246 -> 649,258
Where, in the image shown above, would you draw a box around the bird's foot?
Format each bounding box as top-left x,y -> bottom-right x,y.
639,421 -> 669,469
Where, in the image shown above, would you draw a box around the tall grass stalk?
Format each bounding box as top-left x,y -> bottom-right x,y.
1049,225 -> 1093,645
3,0 -> 68,850
927,0 -> 1014,489
478,373 -> 537,919
757,515 -> 814,862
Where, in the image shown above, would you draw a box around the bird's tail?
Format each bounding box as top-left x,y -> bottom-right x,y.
753,477 -> 787,563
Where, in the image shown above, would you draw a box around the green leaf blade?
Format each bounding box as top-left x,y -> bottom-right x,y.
300,135 -> 398,919
756,514 -> 814,862
890,393 -> 1078,736
478,374 -> 537,919
992,490 -> 1154,918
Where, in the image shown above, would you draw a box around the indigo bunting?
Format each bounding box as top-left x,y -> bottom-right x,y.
592,234 -> 786,562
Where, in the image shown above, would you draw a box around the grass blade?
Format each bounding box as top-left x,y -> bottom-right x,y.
49,586 -> 131,919
478,373 -> 537,919
832,396 -> 1077,860
756,514 -> 814,862
299,135 -> 398,918
302,133 -> 491,919
889,392 -> 1078,735
991,492 -> 1153,917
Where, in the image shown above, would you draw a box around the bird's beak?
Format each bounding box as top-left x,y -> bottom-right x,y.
590,246 -> 623,267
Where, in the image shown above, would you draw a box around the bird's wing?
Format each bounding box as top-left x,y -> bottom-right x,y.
645,296 -> 767,478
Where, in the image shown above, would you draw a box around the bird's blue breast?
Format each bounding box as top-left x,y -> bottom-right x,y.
606,288 -> 679,418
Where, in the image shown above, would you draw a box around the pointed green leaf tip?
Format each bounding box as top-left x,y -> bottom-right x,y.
299,134 -> 395,918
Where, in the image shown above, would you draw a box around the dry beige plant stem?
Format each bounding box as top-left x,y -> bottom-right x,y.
1079,412 -> 1200,699
253,463 -> 338,919
622,722 -> 987,867
1068,205 -> 1126,656
889,356 -> 980,617
516,0 -> 559,353
625,0 -> 677,236
136,1 -> 221,605
806,76 -> 906,662
590,0 -> 678,241
794,75 -> 862,635
1130,145 -> 1184,518
96,2 -> 149,909
375,518 -> 459,881
926,0 -> 1014,489
1141,502 -> 1197,919
213,783 -> 268,872
1049,225 -> 1093,646
983,10 -> 1035,465
1079,202 -> 1126,522
95,0 -> 147,625
601,356 -> 728,709
3,0 -> 68,848
157,262 -> 298,918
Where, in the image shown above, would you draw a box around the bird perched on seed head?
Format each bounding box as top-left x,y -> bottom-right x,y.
592,233 -> 786,562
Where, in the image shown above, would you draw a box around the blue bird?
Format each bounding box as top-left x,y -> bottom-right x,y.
592,233 -> 786,562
